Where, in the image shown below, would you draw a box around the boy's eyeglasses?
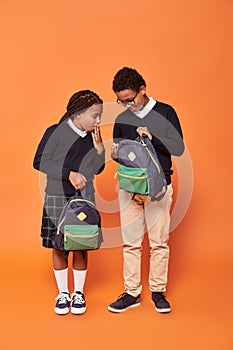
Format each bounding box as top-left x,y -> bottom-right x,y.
116,91 -> 139,107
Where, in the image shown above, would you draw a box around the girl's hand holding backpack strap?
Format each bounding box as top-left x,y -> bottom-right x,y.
69,171 -> 87,190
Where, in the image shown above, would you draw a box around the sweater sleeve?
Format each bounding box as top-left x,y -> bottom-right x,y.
33,125 -> 71,180
111,121 -> 123,163
113,122 -> 123,143
94,150 -> 105,175
152,107 -> 184,157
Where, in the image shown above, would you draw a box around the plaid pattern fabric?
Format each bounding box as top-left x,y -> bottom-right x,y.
41,194 -> 72,248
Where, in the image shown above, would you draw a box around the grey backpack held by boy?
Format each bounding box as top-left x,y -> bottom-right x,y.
117,134 -> 167,201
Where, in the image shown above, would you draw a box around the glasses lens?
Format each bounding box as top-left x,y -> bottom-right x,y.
117,100 -> 127,107
117,100 -> 134,107
117,91 -> 139,107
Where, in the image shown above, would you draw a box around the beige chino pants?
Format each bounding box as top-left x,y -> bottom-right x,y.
119,184 -> 173,297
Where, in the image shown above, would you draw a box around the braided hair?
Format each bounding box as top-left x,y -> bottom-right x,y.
112,67 -> 146,93
59,90 -> 103,123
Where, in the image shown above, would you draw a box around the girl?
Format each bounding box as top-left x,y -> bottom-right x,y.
33,90 -> 105,315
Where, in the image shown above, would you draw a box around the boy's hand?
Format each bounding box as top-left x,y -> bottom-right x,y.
136,126 -> 152,140
111,143 -> 119,159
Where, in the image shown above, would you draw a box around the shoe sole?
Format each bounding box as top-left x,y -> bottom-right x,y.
54,307 -> 70,315
71,307 -> 87,315
108,302 -> 141,313
155,307 -> 171,313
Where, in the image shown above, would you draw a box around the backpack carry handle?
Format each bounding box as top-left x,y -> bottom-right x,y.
135,133 -> 148,143
75,186 -> 90,201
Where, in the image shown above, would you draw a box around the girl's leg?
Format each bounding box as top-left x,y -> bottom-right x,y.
53,249 -> 70,315
53,249 -> 69,294
72,251 -> 87,293
73,250 -> 87,270
71,251 -> 87,314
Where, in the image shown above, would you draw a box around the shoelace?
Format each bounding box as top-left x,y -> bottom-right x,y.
157,293 -> 165,300
72,293 -> 85,305
56,293 -> 70,304
153,292 -> 166,302
117,292 -> 127,300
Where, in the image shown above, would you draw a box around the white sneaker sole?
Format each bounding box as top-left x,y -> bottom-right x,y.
54,307 -> 70,315
155,307 -> 171,313
71,307 -> 87,315
108,302 -> 141,313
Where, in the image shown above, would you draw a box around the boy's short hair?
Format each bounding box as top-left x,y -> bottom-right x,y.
112,67 -> 146,93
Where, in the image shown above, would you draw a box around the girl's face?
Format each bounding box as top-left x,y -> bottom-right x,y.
74,104 -> 103,132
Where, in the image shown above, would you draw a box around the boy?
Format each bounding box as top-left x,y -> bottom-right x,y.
108,67 -> 184,313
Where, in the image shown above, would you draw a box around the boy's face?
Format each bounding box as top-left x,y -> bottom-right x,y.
116,86 -> 146,112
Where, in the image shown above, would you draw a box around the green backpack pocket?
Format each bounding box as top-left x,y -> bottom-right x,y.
117,164 -> 149,195
64,224 -> 99,250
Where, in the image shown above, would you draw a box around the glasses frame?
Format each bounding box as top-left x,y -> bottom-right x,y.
116,91 -> 139,107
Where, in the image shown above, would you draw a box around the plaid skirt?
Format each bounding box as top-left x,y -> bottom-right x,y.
41,194 -> 72,248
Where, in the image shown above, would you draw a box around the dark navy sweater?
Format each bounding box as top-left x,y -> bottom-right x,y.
113,101 -> 184,185
33,122 -> 105,195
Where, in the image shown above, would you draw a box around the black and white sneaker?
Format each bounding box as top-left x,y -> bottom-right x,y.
71,291 -> 86,314
152,292 -> 171,313
54,292 -> 70,315
108,292 -> 141,313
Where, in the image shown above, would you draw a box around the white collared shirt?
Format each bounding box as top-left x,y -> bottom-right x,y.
134,97 -> 156,119
67,118 -> 87,138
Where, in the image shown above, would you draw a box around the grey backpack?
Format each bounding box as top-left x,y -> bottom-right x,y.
52,192 -> 102,252
117,134 -> 167,201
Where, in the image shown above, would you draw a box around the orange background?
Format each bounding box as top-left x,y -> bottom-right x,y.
0,0 -> 232,349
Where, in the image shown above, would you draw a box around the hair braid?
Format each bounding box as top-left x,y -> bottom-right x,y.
59,90 -> 103,123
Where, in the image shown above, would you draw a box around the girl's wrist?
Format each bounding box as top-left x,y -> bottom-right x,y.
95,143 -> 104,155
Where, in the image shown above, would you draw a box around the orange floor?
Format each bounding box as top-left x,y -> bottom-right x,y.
1,202 -> 233,350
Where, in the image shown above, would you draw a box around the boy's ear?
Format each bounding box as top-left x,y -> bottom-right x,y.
140,85 -> 146,95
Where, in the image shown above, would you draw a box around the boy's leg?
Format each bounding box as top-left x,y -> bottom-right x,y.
119,190 -> 146,297
145,184 -> 173,292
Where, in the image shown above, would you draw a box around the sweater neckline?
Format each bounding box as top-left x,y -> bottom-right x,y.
67,119 -> 87,138
133,97 -> 156,119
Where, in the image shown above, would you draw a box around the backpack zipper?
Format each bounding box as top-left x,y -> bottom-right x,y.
144,146 -> 161,173
117,171 -> 148,180
69,198 -> 96,208
64,231 -> 99,242
57,217 -> 65,235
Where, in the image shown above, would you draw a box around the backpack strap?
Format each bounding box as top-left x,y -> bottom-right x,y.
80,185 -> 95,203
132,193 -> 136,200
64,251 -> 70,258
151,193 -> 165,202
151,183 -> 167,201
